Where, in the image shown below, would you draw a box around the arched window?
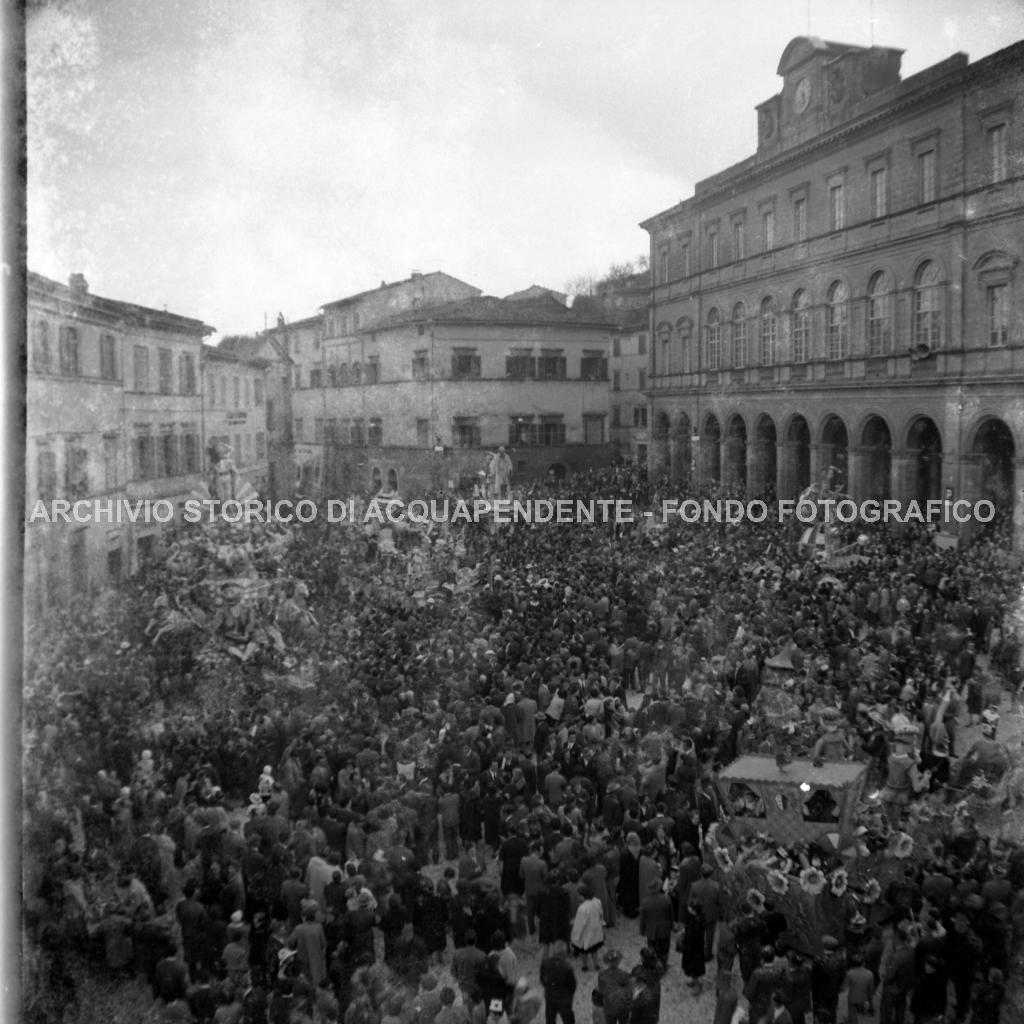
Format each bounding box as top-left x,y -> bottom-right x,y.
387,468 -> 398,491
707,309 -> 722,370
327,365 -> 337,387
760,297 -> 778,365
352,362 -> 362,385
59,326 -> 80,376
732,303 -> 748,368
792,290 -> 811,363
676,319 -> 693,373
371,467 -> 383,493
867,272 -> 893,356
914,261 -> 942,348
338,364 -> 350,386
32,321 -> 51,373
827,281 -> 849,360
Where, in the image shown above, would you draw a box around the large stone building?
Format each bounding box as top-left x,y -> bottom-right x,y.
26,272 -> 213,611
641,36 -> 1024,547
285,280 -> 618,497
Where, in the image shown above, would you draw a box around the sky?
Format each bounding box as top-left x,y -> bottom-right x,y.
25,0 -> 1024,338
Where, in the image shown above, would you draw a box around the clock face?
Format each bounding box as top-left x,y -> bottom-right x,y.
795,77 -> 811,114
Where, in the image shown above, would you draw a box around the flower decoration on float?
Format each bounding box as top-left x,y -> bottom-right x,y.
767,870 -> 790,895
799,866 -> 827,896
746,887 -> 767,913
830,868 -> 849,897
713,846 -> 734,871
890,832 -> 915,859
860,878 -> 882,904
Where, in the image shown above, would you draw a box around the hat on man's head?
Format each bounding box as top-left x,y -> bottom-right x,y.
822,935 -> 840,950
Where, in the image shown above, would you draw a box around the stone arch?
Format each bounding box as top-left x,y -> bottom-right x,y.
968,416 -> 1017,514
785,413 -> 812,498
653,411 -> 672,479
819,414 -> 849,491
858,414 -> 893,502
673,411 -> 693,483
547,462 -> 567,481
725,413 -> 748,492
752,413 -> 778,499
701,413 -> 722,485
905,415 -> 943,507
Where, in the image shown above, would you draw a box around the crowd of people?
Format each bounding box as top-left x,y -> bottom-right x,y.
22,460 -> 1024,1024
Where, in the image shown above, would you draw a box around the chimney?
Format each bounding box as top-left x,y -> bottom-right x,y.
68,273 -> 88,295
411,270 -> 422,281
277,313 -> 285,328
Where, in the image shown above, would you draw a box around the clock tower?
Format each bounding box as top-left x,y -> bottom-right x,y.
756,37 -> 903,156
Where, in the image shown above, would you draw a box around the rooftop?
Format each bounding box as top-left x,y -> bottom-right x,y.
372,294 -> 617,330
320,270 -> 481,311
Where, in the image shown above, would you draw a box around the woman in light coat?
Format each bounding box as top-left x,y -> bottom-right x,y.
570,882 -> 606,971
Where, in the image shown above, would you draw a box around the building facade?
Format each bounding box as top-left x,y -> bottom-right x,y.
26,272 -> 213,612
289,292 -> 617,497
641,37 -> 1024,547
202,346 -> 272,497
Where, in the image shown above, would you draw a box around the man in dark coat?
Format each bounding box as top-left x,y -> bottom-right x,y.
638,879 -> 674,968
540,942 -> 577,1024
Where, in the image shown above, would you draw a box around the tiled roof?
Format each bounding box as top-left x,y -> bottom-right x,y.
378,295 -> 616,329
321,271 -> 481,310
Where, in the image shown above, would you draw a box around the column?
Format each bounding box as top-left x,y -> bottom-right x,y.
959,453 -> 984,543
719,439 -> 732,488
747,443 -> 761,500
890,448 -> 913,507
776,441 -> 797,501
1015,458 -> 1024,553
809,443 -> 827,489
847,445 -> 868,501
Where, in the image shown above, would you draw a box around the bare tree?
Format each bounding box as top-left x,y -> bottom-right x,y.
636,253 -> 650,271
564,273 -> 598,298
606,260 -> 636,284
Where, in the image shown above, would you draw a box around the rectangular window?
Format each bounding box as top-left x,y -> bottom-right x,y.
509,417 -> 534,446
638,333 -> 648,355
451,350 -> 481,379
134,434 -> 155,480
293,367 -> 301,389
368,418 -> 382,445
681,243 -> 690,278
580,352 -> 608,381
32,321 -> 51,373
638,368 -> 647,390
37,447 -> 57,502
733,221 -> 745,261
293,418 -> 304,441
708,231 -> 719,269
350,418 -> 365,445
65,439 -> 89,499
989,123 -> 1008,183
233,377 -> 241,408
161,433 -> 178,477
158,348 -> 173,394
538,417 -> 566,445
412,350 -> 429,379
988,284 -> 1009,346
100,334 -> 117,380
266,398 -> 275,431
918,150 -> 936,204
103,435 -> 119,490
611,405 -> 621,427
325,418 -> 338,443
583,415 -> 604,445
310,368 -> 322,388
870,167 -> 888,218
633,407 -> 648,428
612,338 -> 621,357
133,346 -> 150,391
659,249 -> 669,283
829,184 -> 845,231
314,418 -> 324,443
59,327 -> 80,376
506,351 -> 536,379
416,418 -> 430,446
254,378 -> 264,405
538,351 -> 567,380
365,358 -> 380,384
762,210 -> 774,250
183,433 -> 199,473
613,370 -> 621,391
453,418 -> 481,447
794,198 -> 807,241
793,309 -> 810,364
179,352 -> 196,394
256,432 -> 266,458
